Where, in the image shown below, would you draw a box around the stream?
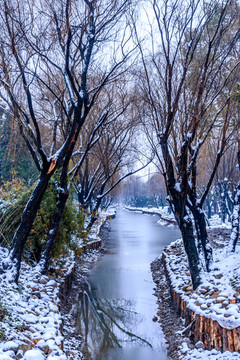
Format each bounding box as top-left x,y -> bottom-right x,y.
78,208 -> 180,360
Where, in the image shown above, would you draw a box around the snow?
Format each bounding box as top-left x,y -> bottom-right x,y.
0,208 -> 115,359
1,343 -> 18,353
162,238 -> 240,359
1,203 -> 238,359
180,343 -> 240,359
175,182 -> 181,192
86,207 -> 116,243
23,349 -> 45,360
0,255 -> 66,358
0,355 -> 13,360
208,214 -> 231,229
125,205 -> 176,225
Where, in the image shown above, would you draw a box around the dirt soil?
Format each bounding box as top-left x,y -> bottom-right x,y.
151,257 -> 192,360
208,228 -> 230,248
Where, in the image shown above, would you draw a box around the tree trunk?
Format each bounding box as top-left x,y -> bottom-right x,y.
38,187 -> 69,274
206,196 -> 212,219
178,214 -> 201,290
6,172 -> 51,282
219,182 -> 227,223
229,149 -> 240,252
38,148 -> 74,274
192,206 -> 213,272
87,198 -> 101,230
228,182 -> 240,252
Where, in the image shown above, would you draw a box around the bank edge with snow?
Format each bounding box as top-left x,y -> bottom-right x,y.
124,205 -> 177,225
160,238 -> 240,355
0,208 -> 116,360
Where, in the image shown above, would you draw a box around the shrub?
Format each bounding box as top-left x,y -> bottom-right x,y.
0,177 -> 86,263
0,178 -> 31,248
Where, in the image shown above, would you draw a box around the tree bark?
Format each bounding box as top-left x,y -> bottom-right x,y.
38,187 -> 69,274
177,214 -> 201,290
229,149 -> 240,252
218,181 -> 227,223
192,206 -> 213,272
228,181 -> 240,252
206,196 -> 212,219
87,197 -> 102,230
160,137 -> 201,288
38,128 -> 80,274
7,171 -> 52,282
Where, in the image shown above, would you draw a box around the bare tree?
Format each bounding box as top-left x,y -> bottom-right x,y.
135,0 -> 240,288
71,99 -> 152,228
0,0 -> 134,281
38,84 -> 130,274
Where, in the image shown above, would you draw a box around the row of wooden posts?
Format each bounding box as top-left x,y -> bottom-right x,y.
162,253 -> 240,353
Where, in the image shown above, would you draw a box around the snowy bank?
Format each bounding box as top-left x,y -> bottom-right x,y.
157,238 -> 240,358
0,208 -> 116,360
124,205 -> 176,225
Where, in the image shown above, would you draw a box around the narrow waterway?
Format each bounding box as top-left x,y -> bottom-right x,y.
79,208 -> 180,360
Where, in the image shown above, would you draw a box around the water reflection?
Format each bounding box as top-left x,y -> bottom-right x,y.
77,209 -> 180,360
78,281 -> 153,360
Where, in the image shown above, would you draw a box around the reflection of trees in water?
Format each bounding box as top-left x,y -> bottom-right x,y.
77,280 -> 152,359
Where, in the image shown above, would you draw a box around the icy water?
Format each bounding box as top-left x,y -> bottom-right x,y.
78,208 -> 180,360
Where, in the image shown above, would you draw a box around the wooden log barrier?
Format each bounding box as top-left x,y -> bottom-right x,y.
161,253 -> 240,353
80,239 -> 102,254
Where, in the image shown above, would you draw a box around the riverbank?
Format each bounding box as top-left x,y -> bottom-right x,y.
0,209 -> 115,360
151,233 -> 240,359
124,205 -> 176,225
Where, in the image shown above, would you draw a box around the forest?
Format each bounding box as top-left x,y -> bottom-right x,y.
0,0 -> 239,359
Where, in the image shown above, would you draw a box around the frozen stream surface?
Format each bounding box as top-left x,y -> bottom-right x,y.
78,208 -> 180,360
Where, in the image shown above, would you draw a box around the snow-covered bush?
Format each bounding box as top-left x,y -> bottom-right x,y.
0,177 -> 86,263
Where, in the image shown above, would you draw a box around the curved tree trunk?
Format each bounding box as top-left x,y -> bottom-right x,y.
6,171 -> 52,282
37,120 -> 84,274
38,146 -> 75,274
38,187 -> 69,274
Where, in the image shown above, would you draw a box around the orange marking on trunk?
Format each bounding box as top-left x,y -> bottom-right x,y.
47,158 -> 57,174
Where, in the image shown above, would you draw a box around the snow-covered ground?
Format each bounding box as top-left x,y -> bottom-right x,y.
208,214 -> 231,230
180,343 -> 240,359
125,205 -> 176,224
0,251 -> 70,360
1,205 -> 237,359
162,239 -> 240,359
0,208 -> 116,360
125,205 -> 233,230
